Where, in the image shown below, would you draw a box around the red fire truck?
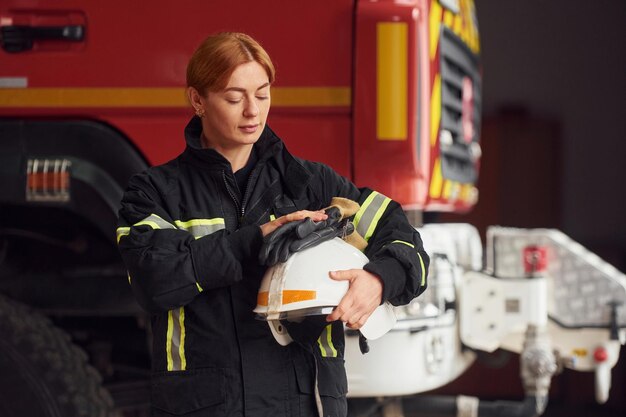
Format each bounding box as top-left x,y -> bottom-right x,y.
2,1 -> 624,417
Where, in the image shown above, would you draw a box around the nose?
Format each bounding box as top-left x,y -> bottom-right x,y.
243,97 -> 259,117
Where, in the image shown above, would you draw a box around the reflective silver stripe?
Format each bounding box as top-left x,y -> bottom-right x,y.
135,214 -> 176,230
167,307 -> 186,371
353,191 -> 392,242
117,214 -> 174,244
132,216 -> 225,238
131,216 -> 223,293
314,360 -> 323,417
174,218 -> 225,239
316,324 -> 337,358
116,227 -> 130,243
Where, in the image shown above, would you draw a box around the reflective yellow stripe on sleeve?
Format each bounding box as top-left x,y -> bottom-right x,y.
116,214 -> 175,245
174,218 -> 225,291
392,240 -> 427,286
123,215 -> 225,239
116,227 -> 130,243
353,192 -> 392,242
175,218 -> 225,239
121,215 -> 224,291
135,214 -> 176,230
166,307 -> 186,371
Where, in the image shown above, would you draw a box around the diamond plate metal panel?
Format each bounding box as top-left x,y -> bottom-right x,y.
485,227 -> 626,329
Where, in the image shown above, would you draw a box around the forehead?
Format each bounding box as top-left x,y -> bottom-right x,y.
225,61 -> 270,89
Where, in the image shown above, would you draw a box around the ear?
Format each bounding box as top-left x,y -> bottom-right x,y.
187,87 -> 205,110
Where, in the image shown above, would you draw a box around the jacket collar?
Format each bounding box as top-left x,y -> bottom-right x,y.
181,116 -> 312,198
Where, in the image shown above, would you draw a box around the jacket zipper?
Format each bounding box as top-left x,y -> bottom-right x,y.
240,164 -> 262,222
223,163 -> 265,226
222,170 -> 243,225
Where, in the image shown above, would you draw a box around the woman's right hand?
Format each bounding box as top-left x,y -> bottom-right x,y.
260,210 -> 327,237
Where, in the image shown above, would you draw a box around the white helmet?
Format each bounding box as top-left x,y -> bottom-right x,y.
254,237 -> 397,346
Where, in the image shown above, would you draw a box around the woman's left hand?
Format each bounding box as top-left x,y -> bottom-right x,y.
326,269 -> 383,329
259,210 -> 327,237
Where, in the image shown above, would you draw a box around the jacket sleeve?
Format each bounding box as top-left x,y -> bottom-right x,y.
116,172 -> 263,314
315,163 -> 429,306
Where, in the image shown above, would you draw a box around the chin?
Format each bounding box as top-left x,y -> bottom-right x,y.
243,132 -> 263,144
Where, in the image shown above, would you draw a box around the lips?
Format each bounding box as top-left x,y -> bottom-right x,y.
239,124 -> 259,134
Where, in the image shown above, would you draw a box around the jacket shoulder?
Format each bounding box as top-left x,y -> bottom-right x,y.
126,156 -> 182,194
290,157 -> 359,204
293,157 -> 334,180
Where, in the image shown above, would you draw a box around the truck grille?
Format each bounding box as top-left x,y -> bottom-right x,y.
439,26 -> 482,183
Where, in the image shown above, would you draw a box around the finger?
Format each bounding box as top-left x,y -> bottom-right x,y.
295,217 -> 317,239
284,210 -> 327,223
324,206 -> 342,222
346,313 -> 363,328
308,211 -> 328,221
329,269 -> 358,281
326,299 -> 352,322
266,220 -> 299,245
346,321 -> 361,330
350,312 -> 372,329
290,225 -> 339,253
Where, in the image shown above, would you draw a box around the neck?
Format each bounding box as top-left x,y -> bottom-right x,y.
201,135 -> 253,172
224,146 -> 253,172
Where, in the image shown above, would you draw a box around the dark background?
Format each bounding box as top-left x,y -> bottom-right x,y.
436,1 -> 626,416
467,0 -> 626,258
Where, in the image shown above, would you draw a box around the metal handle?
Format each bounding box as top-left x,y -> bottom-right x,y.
1,25 -> 85,53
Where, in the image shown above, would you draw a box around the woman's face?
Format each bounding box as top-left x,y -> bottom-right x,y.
193,61 -> 271,151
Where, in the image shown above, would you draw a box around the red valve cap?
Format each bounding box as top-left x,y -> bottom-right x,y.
594,347 -> 608,363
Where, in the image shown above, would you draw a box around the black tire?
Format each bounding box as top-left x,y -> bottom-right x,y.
0,294 -> 118,417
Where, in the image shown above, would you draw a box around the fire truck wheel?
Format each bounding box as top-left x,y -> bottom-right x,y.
0,294 -> 118,417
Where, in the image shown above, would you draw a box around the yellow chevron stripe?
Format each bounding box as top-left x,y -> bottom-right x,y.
430,74 -> 441,147
429,0 -> 443,61
442,180 -> 452,199
429,158 -> 443,199
443,10 -> 454,28
453,13 -> 463,36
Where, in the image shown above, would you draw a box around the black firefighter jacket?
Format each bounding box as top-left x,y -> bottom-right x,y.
117,116 -> 429,417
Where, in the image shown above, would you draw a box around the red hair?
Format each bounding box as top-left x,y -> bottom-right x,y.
186,32 -> 275,95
